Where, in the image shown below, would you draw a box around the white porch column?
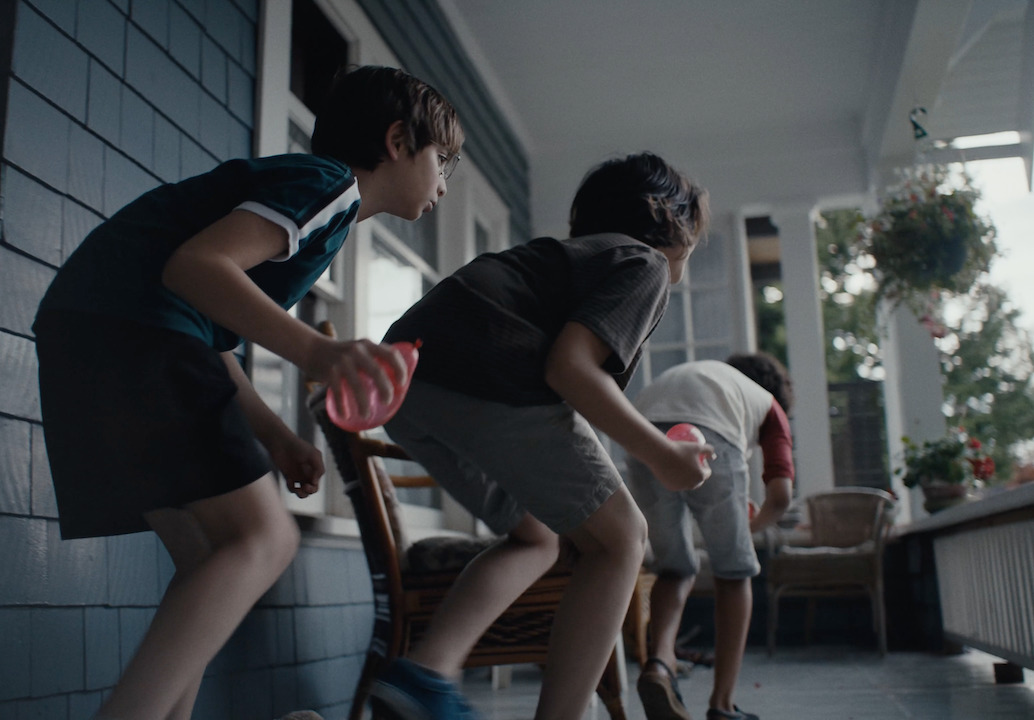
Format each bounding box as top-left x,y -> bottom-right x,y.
770,205 -> 836,498
880,302 -> 946,523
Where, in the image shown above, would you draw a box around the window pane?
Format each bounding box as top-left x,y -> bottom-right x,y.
689,232 -> 725,282
288,119 -> 312,154
475,220 -> 491,256
367,240 -> 426,342
650,348 -> 688,377
694,344 -> 731,362
377,213 -> 439,269
290,0 -> 350,115
690,290 -> 728,341
652,291 -> 686,344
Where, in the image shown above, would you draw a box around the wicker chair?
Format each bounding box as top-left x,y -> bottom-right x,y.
308,389 -> 628,720
765,487 -> 896,656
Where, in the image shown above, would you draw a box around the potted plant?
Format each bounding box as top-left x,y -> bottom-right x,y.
858,164 -> 997,335
899,427 -> 995,512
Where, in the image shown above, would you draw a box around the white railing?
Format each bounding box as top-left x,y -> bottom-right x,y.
932,511 -> 1034,668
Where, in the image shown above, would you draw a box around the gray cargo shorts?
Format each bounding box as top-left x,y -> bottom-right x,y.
626,422 -> 760,579
384,380 -> 625,535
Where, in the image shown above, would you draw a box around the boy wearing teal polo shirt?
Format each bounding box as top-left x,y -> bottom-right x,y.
34,65 -> 462,720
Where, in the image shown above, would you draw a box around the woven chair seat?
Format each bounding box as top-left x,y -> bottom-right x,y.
405,535 -> 495,574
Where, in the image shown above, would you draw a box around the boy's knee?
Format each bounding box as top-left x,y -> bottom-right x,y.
580,491 -> 648,562
238,511 -> 300,575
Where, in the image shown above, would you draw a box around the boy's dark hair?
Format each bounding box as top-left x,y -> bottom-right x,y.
725,352 -> 795,414
569,152 -> 709,251
311,65 -> 464,169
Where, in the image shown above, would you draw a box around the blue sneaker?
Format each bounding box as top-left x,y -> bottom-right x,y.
369,658 -> 479,720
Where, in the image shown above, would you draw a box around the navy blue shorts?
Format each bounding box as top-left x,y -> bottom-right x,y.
34,311 -> 272,539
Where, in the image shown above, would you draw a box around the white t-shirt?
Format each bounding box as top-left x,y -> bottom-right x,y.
634,360 -> 774,455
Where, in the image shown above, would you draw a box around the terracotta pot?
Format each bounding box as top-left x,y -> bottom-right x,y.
920,481 -> 971,513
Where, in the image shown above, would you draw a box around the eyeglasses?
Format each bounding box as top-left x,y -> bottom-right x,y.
439,153 -> 461,180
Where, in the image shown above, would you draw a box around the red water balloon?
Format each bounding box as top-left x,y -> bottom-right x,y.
666,423 -> 712,470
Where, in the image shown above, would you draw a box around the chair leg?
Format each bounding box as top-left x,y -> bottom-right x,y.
597,646 -> 628,720
873,580 -> 888,657
766,584 -> 779,656
804,597 -> 816,646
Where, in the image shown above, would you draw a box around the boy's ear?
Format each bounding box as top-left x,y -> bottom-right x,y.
384,120 -> 407,161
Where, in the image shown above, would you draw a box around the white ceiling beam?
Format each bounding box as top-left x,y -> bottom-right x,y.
877,0 -> 974,171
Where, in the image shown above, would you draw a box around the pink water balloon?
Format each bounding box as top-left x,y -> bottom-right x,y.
666,423 -> 712,469
326,340 -> 421,431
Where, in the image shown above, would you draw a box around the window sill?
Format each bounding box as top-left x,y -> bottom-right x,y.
292,511 -> 363,549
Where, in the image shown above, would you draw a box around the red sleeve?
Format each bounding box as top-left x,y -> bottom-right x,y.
759,399 -> 794,484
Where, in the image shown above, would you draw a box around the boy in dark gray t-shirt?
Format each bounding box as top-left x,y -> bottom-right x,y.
373,152 -> 715,720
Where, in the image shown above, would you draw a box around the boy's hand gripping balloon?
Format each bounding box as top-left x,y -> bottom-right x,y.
666,423 -> 712,471
326,341 -> 421,431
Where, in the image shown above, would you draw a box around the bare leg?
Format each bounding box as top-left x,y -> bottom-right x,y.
96,475 -> 300,720
645,573 -> 696,671
535,486 -> 647,720
709,576 -> 752,712
408,512 -> 560,677
146,508 -> 214,720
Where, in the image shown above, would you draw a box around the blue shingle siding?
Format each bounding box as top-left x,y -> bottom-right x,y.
43,524 -> 108,606
68,690 -> 105,720
201,34 -> 227,100
68,124 -> 106,214
61,200 -> 104,262
204,0 -> 243,65
30,608 -> 85,697
118,87 -> 156,166
101,145 -> 159,216
86,60 -> 122,147
227,58 -> 254,123
30,424 -> 59,518
153,113 -> 182,181
0,417 -> 32,516
0,332 -> 41,420
178,0 -> 205,25
169,3 -> 202,77
4,81 -> 71,194
76,0 -> 127,77
199,91 -> 231,157
0,517 -> 48,605
0,610 -> 32,700
23,0 -> 75,38
105,533 -> 162,607
131,0 -> 171,48
83,607 -> 121,690
2,167 -> 63,264
0,248 -> 55,335
13,5 -> 89,122
126,25 -> 201,136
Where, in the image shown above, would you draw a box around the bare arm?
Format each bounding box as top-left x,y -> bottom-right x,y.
544,321 -> 712,491
221,352 -> 324,498
750,476 -> 792,533
162,209 -> 406,415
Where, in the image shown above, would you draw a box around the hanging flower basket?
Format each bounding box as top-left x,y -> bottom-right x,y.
858,164 -> 997,322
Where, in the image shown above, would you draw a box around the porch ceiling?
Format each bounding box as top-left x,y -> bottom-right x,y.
440,0 -> 1033,235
